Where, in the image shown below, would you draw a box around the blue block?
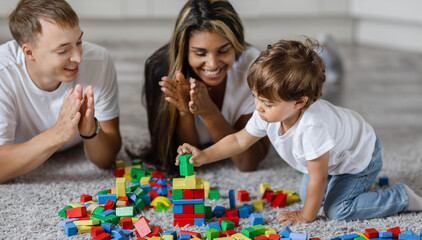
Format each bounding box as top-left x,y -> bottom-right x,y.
141,195 -> 151,205
340,233 -> 360,240
228,190 -> 236,209
279,226 -> 292,238
405,230 -> 414,235
127,192 -> 137,203
173,204 -> 183,214
204,221 -> 222,231
212,205 -> 225,218
140,184 -> 152,193
237,206 -> 249,218
163,230 -> 177,240
250,213 -> 263,225
83,202 -> 92,208
59,218 -> 78,227
379,232 -> 393,238
173,199 -> 204,205
157,187 -> 168,196
98,209 -> 116,217
112,228 -> 129,240
194,217 -> 205,226
157,178 -> 168,185
378,176 -> 389,187
64,222 -> 77,236
290,233 -> 308,240
244,204 -> 253,214
102,222 -> 114,233
167,196 -> 173,202
398,234 -> 419,240
98,194 -> 117,204
179,233 -> 191,240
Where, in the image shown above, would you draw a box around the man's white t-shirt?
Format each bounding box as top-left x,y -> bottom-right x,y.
195,46 -> 260,145
0,40 -> 119,151
246,99 -> 376,175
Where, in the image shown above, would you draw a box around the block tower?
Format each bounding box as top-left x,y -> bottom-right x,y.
172,154 -> 205,227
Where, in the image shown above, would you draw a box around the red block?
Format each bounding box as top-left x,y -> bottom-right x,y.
225,230 -> 237,236
261,189 -> 274,202
80,194 -> 92,203
79,216 -> 90,220
148,190 -> 159,200
134,217 -> 151,237
224,208 -> 239,218
386,226 -> 401,238
104,199 -> 115,210
237,190 -> 250,202
91,226 -> 105,237
218,217 -> 239,227
364,228 -> 379,239
255,236 -> 268,240
183,189 -> 194,199
219,231 -> 229,237
174,213 -> 204,218
92,233 -> 112,240
118,196 -> 129,206
270,192 -> 287,208
309,238 -> 321,240
66,206 -> 87,218
269,234 -> 280,240
179,230 -> 201,238
194,189 -> 205,199
173,218 -> 194,227
147,226 -> 161,237
183,204 -> 194,214
121,217 -> 133,230
114,168 -> 125,177
151,171 -> 167,179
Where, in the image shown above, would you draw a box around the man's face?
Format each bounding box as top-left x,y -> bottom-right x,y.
25,19 -> 83,91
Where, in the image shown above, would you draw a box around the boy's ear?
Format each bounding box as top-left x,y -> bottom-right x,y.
22,43 -> 35,60
294,96 -> 308,109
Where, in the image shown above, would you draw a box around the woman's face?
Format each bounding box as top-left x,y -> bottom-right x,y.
187,30 -> 236,87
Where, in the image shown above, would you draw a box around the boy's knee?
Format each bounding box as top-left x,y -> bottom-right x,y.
323,203 -> 351,221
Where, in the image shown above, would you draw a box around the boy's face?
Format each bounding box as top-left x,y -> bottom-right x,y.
24,19 -> 83,91
252,91 -> 303,126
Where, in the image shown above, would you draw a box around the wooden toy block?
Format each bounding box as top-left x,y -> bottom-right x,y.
172,178 -> 187,190
206,228 -> 220,240
114,168 -> 125,177
150,196 -> 172,207
116,206 -> 135,217
264,190 -> 275,203
181,203 -> 194,214
236,206 -> 249,218
73,219 -> 100,226
204,181 -> 210,198
309,238 -> 321,240
194,189 -> 205,199
77,225 -> 92,234
148,189 -> 159,200
289,233 -> 307,240
255,236 -> 268,240
105,214 -> 120,225
69,203 -> 83,208
116,177 -> 127,198
228,189 -> 236,209
231,233 -> 252,240
253,200 -> 263,211
387,226 -> 401,238
134,217 -> 151,237
278,226 -> 292,238
194,203 -> 205,214
195,177 -> 204,189
243,227 -> 258,239
98,194 -> 117,205
64,222 -> 77,236
104,200 -> 115,210
179,154 -> 194,176
58,205 -> 72,218
378,176 -> 389,187
268,234 -> 280,240
121,217 -> 133,230
115,160 -> 125,168
252,224 -> 265,236
191,238 -> 201,240
184,175 -> 197,189
157,202 -> 169,212
66,206 -> 87,218
173,199 -> 204,205
271,192 -> 287,208
173,217 -> 194,227
379,231 -> 393,238
364,228 -> 378,238
101,222 -> 113,233
132,159 -> 142,166
224,208 -> 238,218
147,225 -> 161,237
286,194 -> 300,204
237,190 -> 250,202
250,213 -> 263,225
92,232 -> 112,240
214,238 -> 236,240
140,177 -> 151,185
194,217 -> 205,226
130,168 -> 148,182
219,217 -> 239,227
80,194 -> 92,203
172,189 -> 183,200
163,235 -> 174,240
260,183 -> 271,194
91,226 -> 105,237
183,189 -> 194,199
221,220 -> 235,231
212,205 -> 225,218
179,233 -> 191,240
174,213 -> 205,219
264,227 -> 277,236
205,206 -> 213,219
209,189 -> 220,200
116,200 -> 128,207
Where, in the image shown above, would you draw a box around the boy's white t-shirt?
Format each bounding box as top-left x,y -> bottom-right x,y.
246,99 -> 376,175
0,40 -> 119,151
195,46 -> 260,145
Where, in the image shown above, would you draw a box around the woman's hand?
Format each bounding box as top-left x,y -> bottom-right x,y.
189,78 -> 219,116
159,71 -> 191,113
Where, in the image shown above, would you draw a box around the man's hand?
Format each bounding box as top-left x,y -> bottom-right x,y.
176,143 -> 208,167
78,85 -> 96,137
159,71 -> 191,113
277,210 -> 313,225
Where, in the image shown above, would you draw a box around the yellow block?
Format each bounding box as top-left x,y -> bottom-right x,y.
124,173 -> 131,181
116,177 -> 126,198
116,200 -> 128,207
259,183 -> 271,194
195,178 -> 204,189
172,178 -> 187,190
140,177 -> 151,185
231,233 -> 251,240
286,195 -> 300,204
253,200 -> 263,211
149,237 -> 162,240
69,203 -> 83,208
215,238 -> 236,240
357,233 -> 369,240
264,227 -> 276,237
204,181 -> 210,199
77,225 -> 92,234
185,175 -> 196,189
73,220 -> 100,226
111,188 -> 116,194
132,164 -> 142,169
191,238 -> 201,240
163,235 -> 174,240
150,196 -> 172,207
131,217 -> 139,223
273,188 -> 297,196
115,160 -> 125,168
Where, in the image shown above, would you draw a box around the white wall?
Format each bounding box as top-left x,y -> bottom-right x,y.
0,0 -> 421,52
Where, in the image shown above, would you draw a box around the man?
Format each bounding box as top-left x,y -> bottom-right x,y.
0,0 -> 121,183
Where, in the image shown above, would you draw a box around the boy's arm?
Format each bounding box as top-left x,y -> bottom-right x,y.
178,128 -> 261,166
277,151 -> 329,224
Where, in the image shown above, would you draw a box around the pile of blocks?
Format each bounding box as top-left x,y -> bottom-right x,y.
172,154 -> 206,227
259,183 -> 300,208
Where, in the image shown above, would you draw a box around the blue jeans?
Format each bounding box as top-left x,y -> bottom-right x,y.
299,137 -> 409,221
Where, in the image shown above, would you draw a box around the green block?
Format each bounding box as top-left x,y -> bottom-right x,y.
194,203 -> 204,214
243,227 -> 258,239
132,159 -> 142,166
115,206 -> 135,217
135,199 -> 145,211
97,189 -> 110,195
172,189 -> 183,200
105,214 -> 119,225
157,202 -> 169,212
126,185 -> 139,193
354,237 -> 367,240
252,224 -> 265,236
90,215 -> 107,224
58,205 -> 72,218
131,168 -> 147,182
221,220 -> 235,231
133,188 -> 146,198
209,189 -> 220,200
179,154 -> 194,176
204,206 -> 212,219
92,207 -> 105,215
205,228 -> 219,240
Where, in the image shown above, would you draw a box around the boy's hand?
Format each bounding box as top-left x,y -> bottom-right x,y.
176,143 -> 207,167
276,210 -> 313,225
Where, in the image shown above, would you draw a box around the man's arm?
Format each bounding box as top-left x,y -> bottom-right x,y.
82,117 -> 121,169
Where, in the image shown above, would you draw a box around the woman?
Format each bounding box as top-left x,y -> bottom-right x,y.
142,0 -> 270,172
